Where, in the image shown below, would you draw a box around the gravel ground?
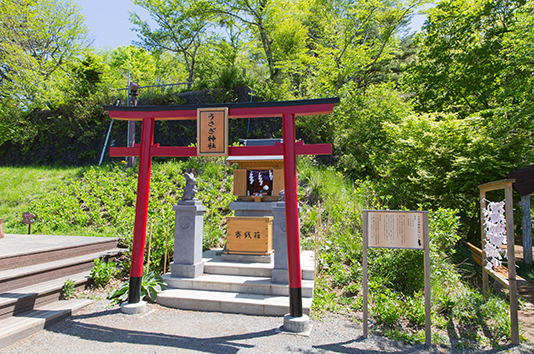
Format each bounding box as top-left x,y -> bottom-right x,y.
1,299 -> 533,354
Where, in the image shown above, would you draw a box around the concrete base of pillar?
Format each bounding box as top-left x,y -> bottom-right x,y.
171,261 -> 204,278
271,268 -> 289,284
121,301 -> 146,314
283,313 -> 310,334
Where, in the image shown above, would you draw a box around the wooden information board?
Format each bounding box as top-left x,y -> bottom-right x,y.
197,108 -> 228,156
362,210 -> 430,346
367,211 -> 424,249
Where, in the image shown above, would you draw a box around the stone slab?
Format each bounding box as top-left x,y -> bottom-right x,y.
157,288 -> 312,316
221,253 -> 273,263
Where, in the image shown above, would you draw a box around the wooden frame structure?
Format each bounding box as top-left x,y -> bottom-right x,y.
478,179 -> 519,345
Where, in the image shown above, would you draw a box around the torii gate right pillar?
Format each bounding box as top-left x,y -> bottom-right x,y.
282,113 -> 303,319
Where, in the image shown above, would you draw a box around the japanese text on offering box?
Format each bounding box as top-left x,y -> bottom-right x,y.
368,211 -> 423,249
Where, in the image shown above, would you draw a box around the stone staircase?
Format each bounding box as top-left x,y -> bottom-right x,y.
0,234 -> 124,349
157,250 -> 316,316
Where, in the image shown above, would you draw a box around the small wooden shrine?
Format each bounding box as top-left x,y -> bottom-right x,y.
229,155 -> 284,202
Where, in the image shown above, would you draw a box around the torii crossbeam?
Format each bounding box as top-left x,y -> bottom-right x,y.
104,97 -> 339,318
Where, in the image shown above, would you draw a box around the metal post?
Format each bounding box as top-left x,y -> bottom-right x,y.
99,119 -> 114,166
282,112 -> 303,318
128,117 -> 155,304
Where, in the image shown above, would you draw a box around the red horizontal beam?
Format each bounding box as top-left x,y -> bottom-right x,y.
106,100 -> 338,121
109,142 -> 331,157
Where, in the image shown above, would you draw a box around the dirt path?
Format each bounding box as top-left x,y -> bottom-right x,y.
2,299 -> 533,354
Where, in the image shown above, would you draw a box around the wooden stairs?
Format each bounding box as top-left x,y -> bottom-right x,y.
0,234 -> 124,349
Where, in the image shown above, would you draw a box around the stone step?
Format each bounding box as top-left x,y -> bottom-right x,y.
0,299 -> 92,349
0,271 -> 91,320
157,288 -> 312,316
0,249 -> 123,293
201,249 -> 316,281
163,273 -> 315,298
0,235 -> 118,271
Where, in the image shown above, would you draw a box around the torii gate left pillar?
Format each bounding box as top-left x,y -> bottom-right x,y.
105,98 -> 339,322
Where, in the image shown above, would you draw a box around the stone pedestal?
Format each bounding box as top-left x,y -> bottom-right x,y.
171,200 -> 206,278
283,314 -> 310,333
229,201 -> 277,217
272,202 -> 289,284
121,301 -> 146,314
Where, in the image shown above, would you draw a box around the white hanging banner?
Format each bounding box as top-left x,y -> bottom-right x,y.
483,200 -> 508,270
367,211 -> 424,249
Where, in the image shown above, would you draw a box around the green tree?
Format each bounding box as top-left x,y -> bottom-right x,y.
404,0 -> 529,116
382,111 -> 534,237
215,0 -> 310,82
0,0 -> 88,108
108,45 -> 158,88
304,0 -> 423,93
130,0 -> 215,87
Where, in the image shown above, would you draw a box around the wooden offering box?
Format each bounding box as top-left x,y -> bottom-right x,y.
228,156 -> 284,202
226,216 -> 273,255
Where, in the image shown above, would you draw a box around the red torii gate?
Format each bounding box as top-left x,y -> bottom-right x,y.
105,97 -> 339,318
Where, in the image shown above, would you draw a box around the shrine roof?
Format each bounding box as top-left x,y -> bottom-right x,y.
507,165 -> 534,196
104,97 -> 339,121
227,156 -> 283,165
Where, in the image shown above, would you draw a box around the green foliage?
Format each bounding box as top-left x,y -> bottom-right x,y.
405,0 -> 529,116
429,207 -> 461,255
405,291 -> 425,326
61,279 -> 76,300
29,159 -> 234,273
382,112 -> 534,237
107,271 -> 166,305
383,328 -> 426,345
0,0 -> 89,109
90,259 -> 117,288
130,0 -> 214,85
303,0 -> 421,92
0,166 -> 83,234
372,290 -> 403,326
298,83 -> 413,179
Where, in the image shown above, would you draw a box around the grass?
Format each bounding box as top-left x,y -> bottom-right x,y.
0,165 -> 83,234
0,160 -> 527,349
296,159 -> 520,348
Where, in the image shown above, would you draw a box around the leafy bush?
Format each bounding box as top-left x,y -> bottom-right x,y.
107,271 -> 166,305
405,291 -> 426,326
30,158 -> 236,274
61,279 -> 76,300
90,258 -> 117,288
372,290 -> 403,326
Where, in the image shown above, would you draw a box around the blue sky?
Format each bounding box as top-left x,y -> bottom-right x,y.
74,0 -> 428,49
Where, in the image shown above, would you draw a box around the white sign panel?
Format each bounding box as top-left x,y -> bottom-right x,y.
367,211 -> 424,249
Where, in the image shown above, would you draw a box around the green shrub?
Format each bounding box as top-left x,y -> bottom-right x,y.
61,278 -> 76,300
405,291 -> 426,326
107,271 -> 166,305
90,258 -> 117,288
372,290 -> 402,326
